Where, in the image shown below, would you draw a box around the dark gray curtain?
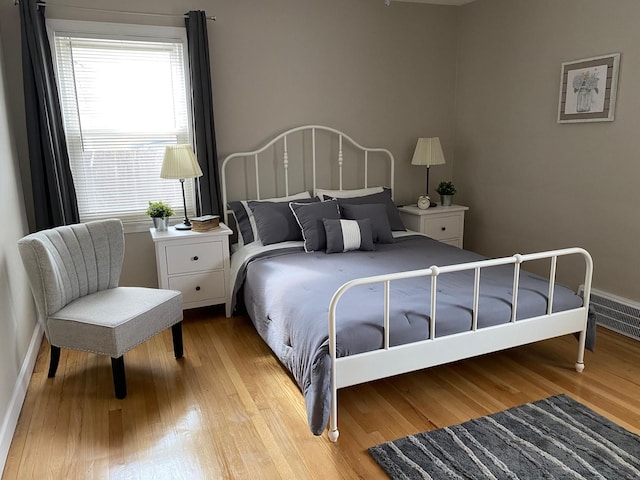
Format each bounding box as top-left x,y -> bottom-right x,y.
185,10 -> 222,216
19,0 -> 79,230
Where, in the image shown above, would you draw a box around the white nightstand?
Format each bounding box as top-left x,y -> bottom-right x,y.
398,204 -> 469,248
150,223 -> 232,316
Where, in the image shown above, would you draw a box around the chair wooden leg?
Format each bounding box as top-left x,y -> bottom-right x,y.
111,356 -> 127,399
172,322 -> 184,359
48,345 -> 61,378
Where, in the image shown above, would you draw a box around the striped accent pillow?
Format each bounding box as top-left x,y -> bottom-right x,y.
323,218 -> 375,254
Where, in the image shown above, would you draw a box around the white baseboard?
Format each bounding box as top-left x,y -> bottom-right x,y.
0,323 -> 43,476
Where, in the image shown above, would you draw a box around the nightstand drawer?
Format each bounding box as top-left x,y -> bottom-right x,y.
423,215 -> 461,241
168,270 -> 225,303
166,241 -> 224,274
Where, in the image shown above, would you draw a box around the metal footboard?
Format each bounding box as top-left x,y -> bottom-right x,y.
326,247 -> 593,442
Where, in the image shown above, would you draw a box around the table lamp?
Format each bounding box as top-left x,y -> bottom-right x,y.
161,144 -> 203,230
411,137 -> 445,207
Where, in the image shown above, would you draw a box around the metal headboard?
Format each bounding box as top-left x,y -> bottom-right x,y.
221,125 -> 395,225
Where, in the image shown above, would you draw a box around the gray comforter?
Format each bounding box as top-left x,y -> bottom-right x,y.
233,234 -> 588,435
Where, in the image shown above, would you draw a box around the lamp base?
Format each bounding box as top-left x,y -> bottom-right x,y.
174,223 -> 192,230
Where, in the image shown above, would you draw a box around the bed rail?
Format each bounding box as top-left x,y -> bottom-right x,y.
221,125 -> 394,225
326,247 -> 593,442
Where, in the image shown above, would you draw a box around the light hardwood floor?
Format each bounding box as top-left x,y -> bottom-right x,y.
3,307 -> 640,479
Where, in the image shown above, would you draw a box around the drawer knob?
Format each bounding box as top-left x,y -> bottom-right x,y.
441,227 -> 446,231
195,286 -> 201,291
193,255 -> 199,261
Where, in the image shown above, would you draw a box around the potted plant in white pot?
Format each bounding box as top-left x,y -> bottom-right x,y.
436,181 -> 456,207
146,201 -> 175,231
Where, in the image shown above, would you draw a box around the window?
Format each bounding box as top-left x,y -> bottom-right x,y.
48,21 -> 194,230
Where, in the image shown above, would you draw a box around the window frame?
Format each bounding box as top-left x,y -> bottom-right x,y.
46,19 -> 195,233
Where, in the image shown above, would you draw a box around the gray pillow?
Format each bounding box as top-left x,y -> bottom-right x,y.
323,218 -> 375,254
248,197 -> 318,245
290,200 -> 341,252
326,188 -> 406,231
340,203 -> 393,243
228,191 -> 312,246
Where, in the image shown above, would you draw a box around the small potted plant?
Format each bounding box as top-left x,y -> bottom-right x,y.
436,181 -> 456,207
146,201 -> 175,231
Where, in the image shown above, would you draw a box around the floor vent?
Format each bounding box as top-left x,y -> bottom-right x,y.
582,288 -> 640,341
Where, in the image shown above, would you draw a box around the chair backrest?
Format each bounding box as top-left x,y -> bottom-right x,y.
18,219 -> 125,332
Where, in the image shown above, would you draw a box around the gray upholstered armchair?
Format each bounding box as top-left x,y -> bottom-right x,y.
18,219 -> 184,399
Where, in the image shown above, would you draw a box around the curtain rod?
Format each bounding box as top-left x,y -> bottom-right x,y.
14,1 -> 216,21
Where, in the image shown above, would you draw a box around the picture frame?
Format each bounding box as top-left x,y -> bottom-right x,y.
557,53 -> 620,123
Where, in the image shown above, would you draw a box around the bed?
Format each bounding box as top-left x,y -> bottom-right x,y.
221,125 -> 594,442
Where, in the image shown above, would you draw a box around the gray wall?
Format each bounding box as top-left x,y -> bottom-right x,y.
0,0 -> 459,288
455,0 -> 640,301
0,26 -> 39,472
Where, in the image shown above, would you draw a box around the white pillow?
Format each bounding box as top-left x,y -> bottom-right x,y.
263,191 -> 312,202
315,186 -> 384,199
229,191 -> 311,247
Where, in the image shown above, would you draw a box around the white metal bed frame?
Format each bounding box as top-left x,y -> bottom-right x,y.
221,125 -> 593,442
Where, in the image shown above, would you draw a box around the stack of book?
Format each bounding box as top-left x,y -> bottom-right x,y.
191,215 -> 220,232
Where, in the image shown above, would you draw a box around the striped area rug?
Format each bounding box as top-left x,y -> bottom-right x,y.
369,394 -> 640,479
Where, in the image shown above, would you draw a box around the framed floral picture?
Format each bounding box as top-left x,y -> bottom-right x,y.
557,53 -> 620,123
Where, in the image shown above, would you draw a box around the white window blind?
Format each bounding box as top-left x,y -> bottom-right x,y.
49,22 -> 194,226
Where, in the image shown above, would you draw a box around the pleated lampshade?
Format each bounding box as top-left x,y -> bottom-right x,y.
411,137 -> 446,166
160,144 -> 203,179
